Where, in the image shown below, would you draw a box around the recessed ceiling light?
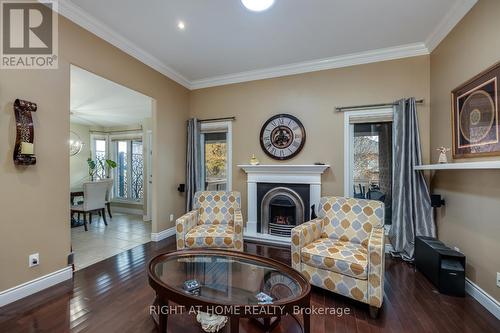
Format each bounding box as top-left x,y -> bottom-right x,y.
177,21 -> 185,30
241,0 -> 275,12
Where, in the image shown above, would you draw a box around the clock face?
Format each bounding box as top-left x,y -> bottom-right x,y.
260,114 -> 306,160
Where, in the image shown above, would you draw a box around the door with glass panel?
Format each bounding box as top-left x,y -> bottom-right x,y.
348,121 -> 393,225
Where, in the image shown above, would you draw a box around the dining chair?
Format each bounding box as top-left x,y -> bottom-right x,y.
102,178 -> 114,219
71,180 -> 108,231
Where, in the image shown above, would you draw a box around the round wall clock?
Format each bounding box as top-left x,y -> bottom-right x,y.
260,114 -> 306,160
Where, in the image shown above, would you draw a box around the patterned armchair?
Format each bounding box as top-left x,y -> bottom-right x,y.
291,196 -> 385,317
176,191 -> 244,251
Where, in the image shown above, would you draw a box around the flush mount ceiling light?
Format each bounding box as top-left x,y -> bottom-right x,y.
177,21 -> 185,30
241,0 -> 275,12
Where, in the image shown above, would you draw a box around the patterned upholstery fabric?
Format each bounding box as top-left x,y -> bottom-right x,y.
318,196 -> 384,247
194,191 -> 241,225
176,191 -> 243,251
301,238 -> 368,279
291,196 -> 385,309
185,224 -> 235,248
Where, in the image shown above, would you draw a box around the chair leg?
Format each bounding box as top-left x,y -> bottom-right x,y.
77,212 -> 81,222
106,202 -> 112,219
89,213 -> 92,224
369,306 -> 379,319
83,213 -> 88,231
102,208 -> 108,226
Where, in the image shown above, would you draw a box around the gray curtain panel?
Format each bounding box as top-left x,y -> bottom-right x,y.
389,98 -> 436,261
186,118 -> 201,211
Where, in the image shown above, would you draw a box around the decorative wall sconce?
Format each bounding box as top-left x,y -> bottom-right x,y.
69,131 -> 84,156
13,99 -> 37,165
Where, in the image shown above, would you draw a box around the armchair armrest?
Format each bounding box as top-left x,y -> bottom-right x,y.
291,218 -> 325,270
367,226 -> 385,308
233,209 -> 244,251
175,210 -> 198,249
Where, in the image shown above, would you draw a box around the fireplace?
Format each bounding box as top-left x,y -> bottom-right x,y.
258,184 -> 310,237
238,164 -> 329,244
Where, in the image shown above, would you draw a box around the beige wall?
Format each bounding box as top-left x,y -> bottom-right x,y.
70,123 -> 91,189
190,56 -> 431,218
0,16 -> 189,291
430,0 -> 500,301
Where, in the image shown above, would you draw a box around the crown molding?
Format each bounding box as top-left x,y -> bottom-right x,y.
425,0 -> 478,52
51,0 -> 476,90
54,0 -> 192,89
190,43 -> 429,89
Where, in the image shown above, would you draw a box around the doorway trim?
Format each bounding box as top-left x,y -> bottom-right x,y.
343,108 -> 394,197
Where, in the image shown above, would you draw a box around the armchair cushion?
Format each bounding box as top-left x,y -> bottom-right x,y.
194,191 -> 241,226
301,238 -> 368,279
185,224 -> 235,248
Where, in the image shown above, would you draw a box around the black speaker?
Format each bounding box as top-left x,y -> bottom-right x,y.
177,184 -> 185,193
431,194 -> 445,207
415,236 -> 465,297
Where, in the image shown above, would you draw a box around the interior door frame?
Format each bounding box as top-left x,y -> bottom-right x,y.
343,108 -> 394,197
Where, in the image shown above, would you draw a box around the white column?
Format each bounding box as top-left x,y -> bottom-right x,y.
310,183 -> 321,218
246,181 -> 257,233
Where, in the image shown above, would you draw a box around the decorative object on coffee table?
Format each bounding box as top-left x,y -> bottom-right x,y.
196,312 -> 228,333
436,146 -> 451,163
260,114 -> 306,160
148,249 -> 311,333
13,99 -> 37,165
452,62 -> 500,158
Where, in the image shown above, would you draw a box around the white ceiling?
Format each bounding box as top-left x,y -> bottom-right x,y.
70,65 -> 152,127
59,0 -> 477,89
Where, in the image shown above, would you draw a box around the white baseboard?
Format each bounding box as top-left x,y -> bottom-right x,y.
111,206 -> 143,215
0,266 -> 73,307
151,227 -> 175,242
465,278 -> 500,320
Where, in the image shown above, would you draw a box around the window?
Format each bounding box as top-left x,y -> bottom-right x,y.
94,139 -> 107,179
113,139 -> 144,202
200,121 -> 232,191
203,132 -> 227,190
91,135 -> 108,180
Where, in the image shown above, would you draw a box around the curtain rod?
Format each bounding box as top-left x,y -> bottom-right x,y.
198,116 -> 236,123
90,127 -> 142,134
335,99 -> 424,112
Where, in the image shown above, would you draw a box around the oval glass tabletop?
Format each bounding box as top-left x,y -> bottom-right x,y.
149,250 -> 307,306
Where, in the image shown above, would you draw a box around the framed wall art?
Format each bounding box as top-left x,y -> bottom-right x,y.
452,62 -> 500,158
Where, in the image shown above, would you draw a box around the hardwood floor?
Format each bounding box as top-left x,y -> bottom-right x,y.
0,238 -> 498,333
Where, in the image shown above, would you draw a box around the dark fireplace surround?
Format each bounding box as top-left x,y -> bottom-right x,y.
257,183 -> 310,237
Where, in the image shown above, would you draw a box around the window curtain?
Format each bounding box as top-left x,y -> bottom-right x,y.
186,118 -> 201,211
389,98 -> 435,261
378,123 -> 392,225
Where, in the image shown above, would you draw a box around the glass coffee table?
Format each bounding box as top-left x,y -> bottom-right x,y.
148,249 -> 311,333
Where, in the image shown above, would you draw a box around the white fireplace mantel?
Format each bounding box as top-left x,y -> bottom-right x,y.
238,164 -> 330,245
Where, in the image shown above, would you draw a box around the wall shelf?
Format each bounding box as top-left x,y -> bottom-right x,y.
414,161 -> 500,170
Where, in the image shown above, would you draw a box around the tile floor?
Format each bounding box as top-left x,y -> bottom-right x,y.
71,213 -> 151,270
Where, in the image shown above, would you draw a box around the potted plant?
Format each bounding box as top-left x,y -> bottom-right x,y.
87,158 -> 117,181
